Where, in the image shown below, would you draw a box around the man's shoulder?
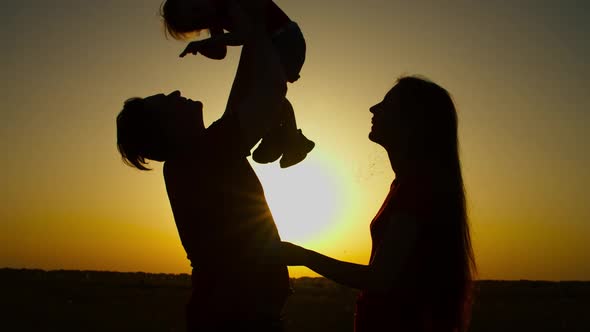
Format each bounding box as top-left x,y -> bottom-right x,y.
204,115 -> 251,159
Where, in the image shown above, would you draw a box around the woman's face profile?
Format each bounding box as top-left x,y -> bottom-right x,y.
369,86 -> 406,148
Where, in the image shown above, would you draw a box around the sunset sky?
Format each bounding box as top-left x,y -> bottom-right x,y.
2,0 -> 589,280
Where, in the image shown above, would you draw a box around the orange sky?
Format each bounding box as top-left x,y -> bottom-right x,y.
1,0 -> 589,280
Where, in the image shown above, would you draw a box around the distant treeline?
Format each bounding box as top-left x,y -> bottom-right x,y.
0,268 -> 192,287
2,267 -> 589,291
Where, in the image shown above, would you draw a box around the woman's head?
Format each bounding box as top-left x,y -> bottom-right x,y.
369,76 -> 459,176
160,0 -> 217,40
116,91 -> 204,170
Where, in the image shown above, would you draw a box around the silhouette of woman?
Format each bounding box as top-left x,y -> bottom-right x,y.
117,2 -> 292,331
278,76 -> 476,332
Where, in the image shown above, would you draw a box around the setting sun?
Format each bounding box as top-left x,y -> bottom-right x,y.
253,157 -> 345,244
3,0 -> 590,285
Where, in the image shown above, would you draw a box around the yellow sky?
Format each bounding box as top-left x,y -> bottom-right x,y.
1,0 -> 589,280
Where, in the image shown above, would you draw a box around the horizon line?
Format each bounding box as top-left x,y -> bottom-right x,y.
2,267 -> 588,283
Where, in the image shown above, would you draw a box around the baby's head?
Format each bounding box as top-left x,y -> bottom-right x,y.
160,0 -> 217,40
116,91 -> 204,170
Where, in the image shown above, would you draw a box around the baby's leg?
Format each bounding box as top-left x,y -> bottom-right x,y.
277,99 -> 314,168
252,98 -> 314,168
280,98 -> 297,131
251,99 -> 291,164
271,23 -> 314,167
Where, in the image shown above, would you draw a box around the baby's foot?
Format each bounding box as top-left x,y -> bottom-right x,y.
252,126 -> 286,164
279,129 -> 315,168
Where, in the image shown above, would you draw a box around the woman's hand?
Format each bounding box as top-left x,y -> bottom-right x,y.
277,241 -> 309,266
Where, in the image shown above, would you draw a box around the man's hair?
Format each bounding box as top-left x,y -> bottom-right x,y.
116,98 -> 167,171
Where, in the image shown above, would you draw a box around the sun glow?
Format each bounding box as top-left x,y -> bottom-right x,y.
253,158 -> 345,244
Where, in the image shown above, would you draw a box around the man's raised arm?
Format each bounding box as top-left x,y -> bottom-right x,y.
223,0 -> 287,150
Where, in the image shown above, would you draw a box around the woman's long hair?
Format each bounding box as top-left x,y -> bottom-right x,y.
396,76 -> 476,332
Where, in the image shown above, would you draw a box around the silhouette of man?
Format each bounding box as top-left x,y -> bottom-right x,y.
116,2 -> 291,330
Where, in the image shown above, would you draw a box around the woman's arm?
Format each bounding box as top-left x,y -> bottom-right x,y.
280,213 -> 418,291
282,242 -> 374,290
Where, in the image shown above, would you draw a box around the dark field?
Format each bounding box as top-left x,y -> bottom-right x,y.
1,269 -> 589,331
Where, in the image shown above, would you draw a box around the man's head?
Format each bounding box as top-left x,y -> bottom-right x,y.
116,90 -> 204,170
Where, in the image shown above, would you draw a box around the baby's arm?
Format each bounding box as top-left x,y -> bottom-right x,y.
180,27 -> 244,59
180,0 -> 270,58
208,26 -> 245,46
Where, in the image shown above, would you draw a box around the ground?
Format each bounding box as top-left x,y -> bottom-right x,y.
1,269 -> 589,331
